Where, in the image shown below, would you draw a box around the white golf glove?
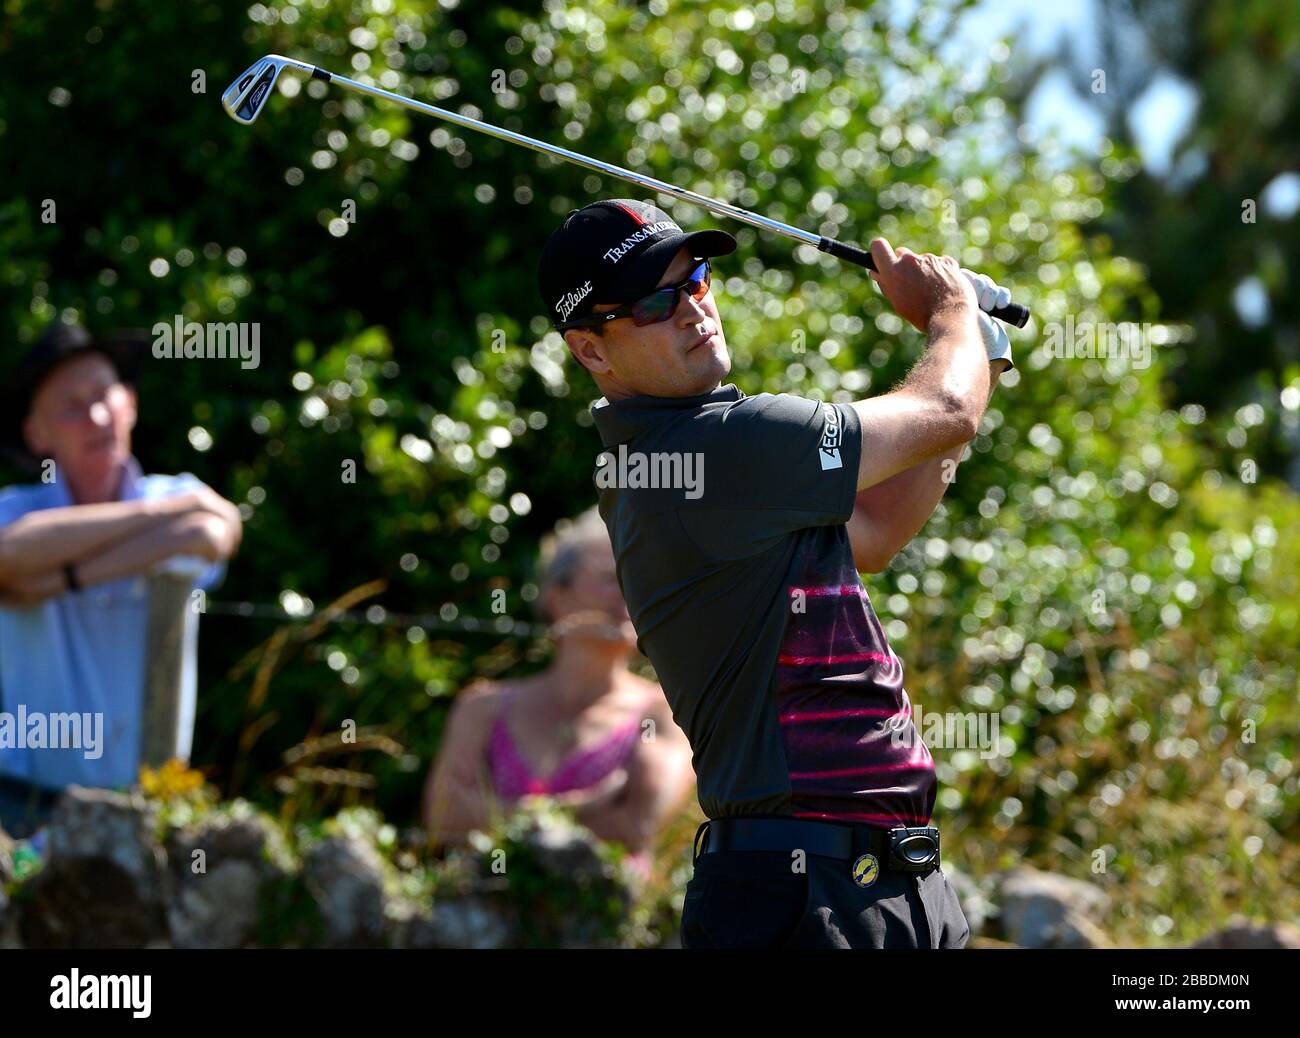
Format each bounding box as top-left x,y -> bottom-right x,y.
963,268 -> 1014,369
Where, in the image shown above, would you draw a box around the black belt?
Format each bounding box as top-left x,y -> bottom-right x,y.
694,815 -> 941,874
0,774 -> 62,807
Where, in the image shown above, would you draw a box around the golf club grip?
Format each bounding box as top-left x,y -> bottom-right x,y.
817,236 -> 1031,328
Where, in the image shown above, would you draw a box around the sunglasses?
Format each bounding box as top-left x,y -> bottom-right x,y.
558,259 -> 712,330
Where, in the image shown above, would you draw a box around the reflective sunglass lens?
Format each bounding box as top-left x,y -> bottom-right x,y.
630,261 -> 711,325
631,291 -> 675,326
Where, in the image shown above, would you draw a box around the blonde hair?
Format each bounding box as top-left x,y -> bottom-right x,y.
536,506 -> 611,598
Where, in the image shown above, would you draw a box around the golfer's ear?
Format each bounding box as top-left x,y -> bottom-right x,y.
565,330 -> 613,377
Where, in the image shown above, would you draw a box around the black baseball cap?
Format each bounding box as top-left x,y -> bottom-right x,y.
2,321 -> 147,464
538,199 -> 736,329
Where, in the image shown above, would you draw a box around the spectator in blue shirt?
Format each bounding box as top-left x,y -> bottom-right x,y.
0,321 -> 243,838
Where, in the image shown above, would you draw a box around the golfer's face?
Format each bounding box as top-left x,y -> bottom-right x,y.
575,246 -> 730,398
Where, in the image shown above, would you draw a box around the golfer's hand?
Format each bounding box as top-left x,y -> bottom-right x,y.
962,269 -> 1013,317
867,237 -> 978,334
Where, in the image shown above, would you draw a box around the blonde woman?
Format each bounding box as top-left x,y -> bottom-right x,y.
423,508 -> 696,876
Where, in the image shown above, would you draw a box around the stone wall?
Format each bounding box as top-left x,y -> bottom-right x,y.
3,786 -> 1296,949
0,787 -> 655,949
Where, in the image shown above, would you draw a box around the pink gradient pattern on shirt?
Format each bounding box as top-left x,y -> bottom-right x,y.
775,534 -> 937,827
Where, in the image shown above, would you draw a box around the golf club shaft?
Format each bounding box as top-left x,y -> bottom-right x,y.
261,57 -> 1031,328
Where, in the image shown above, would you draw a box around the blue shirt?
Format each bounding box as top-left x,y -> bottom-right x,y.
0,457 -> 225,791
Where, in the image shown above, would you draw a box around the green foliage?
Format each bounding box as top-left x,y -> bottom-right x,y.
1080,0 -> 1300,455
477,803 -> 635,948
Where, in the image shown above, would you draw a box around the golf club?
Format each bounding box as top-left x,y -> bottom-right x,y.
223,54 -> 1031,328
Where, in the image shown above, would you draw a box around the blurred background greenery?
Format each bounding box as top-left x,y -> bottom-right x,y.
1,0 -> 1296,946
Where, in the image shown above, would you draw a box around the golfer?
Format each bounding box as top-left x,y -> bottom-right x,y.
538,199 -> 1014,948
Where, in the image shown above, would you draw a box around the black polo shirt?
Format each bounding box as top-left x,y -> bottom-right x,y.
591,384 -> 936,825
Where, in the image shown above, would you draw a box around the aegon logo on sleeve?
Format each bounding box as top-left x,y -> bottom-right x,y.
818,402 -> 842,470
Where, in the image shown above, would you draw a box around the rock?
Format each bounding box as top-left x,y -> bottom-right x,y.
1191,918 -> 1300,949
0,825 -> 17,947
0,823 -> 13,885
997,866 -> 1111,949
165,804 -> 292,949
522,815 -> 612,881
169,805 -> 287,867
45,787 -> 166,899
516,814 -> 635,946
17,787 -> 167,948
0,911 -> 19,949
0,827 -> 12,931
404,896 -> 516,949
941,864 -> 994,938
168,860 -> 262,949
302,834 -> 389,948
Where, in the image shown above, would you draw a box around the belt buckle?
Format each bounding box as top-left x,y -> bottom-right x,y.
887,826 -> 939,871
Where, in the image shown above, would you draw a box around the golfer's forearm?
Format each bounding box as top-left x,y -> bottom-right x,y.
0,496 -> 191,580
853,445 -> 964,551
851,362 -> 1006,567
901,305 -> 990,428
73,514 -> 211,588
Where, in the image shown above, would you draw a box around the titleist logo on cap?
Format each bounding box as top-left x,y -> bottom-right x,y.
556,279 -> 593,321
603,221 -> 678,264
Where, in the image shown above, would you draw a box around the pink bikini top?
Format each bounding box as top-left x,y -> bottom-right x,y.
486,690 -> 645,800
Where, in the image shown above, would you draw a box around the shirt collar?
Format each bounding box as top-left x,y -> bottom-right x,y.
591,384 -> 744,448
50,455 -> 145,507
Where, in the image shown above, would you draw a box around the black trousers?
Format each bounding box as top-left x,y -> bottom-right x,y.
681,848 -> 971,949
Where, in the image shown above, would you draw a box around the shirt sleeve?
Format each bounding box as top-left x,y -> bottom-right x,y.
0,485 -> 35,530
196,559 -> 226,592
688,392 -> 861,530
150,473 -> 229,591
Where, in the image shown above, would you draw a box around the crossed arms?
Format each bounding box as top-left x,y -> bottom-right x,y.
0,486 -> 242,607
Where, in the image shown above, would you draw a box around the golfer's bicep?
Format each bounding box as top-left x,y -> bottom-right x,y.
849,391 -> 976,491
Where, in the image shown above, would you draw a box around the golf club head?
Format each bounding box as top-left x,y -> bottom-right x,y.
222,55 -> 289,124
